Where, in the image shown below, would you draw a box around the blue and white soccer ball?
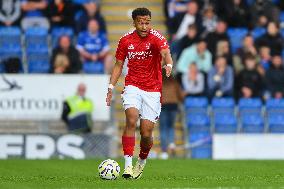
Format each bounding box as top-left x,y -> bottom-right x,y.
98,159 -> 120,180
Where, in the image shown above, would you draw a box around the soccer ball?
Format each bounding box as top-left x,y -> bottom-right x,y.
98,159 -> 120,180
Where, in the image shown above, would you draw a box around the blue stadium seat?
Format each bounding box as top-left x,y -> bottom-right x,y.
266,98 -> 284,115
227,27 -> 248,53
0,45 -> 22,60
211,97 -> 235,114
187,113 -> 210,132
27,50 -> 50,73
251,27 -> 266,39
280,11 -> 284,23
83,62 -> 104,74
184,97 -> 208,114
241,114 -> 264,133
268,114 -> 284,133
51,27 -> 74,47
214,113 -> 238,133
239,98 -> 262,115
189,131 -> 212,159
25,27 -> 48,50
0,26 -> 21,48
73,0 -> 88,4
281,29 -> 284,38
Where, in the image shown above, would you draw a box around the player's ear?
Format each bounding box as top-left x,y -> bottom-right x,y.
132,20 -> 135,27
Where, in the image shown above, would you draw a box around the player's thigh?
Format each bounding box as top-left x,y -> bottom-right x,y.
121,85 -> 142,110
121,85 -> 142,126
140,91 -> 161,124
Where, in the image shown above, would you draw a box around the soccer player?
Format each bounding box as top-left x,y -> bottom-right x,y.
106,7 -> 173,179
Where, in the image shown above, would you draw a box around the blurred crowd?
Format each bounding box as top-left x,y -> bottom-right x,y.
0,0 -> 112,74
164,0 -> 284,100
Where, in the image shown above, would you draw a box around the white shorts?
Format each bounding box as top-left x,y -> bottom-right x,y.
121,85 -> 161,123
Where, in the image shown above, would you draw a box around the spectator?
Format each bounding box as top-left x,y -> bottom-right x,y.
207,56 -> 234,98
236,54 -> 264,98
205,19 -> 229,57
258,46 -> 271,71
265,55 -> 284,99
50,35 -> 82,74
181,63 -> 205,96
216,40 -> 232,65
75,0 -> 106,34
175,24 -> 199,59
77,19 -> 112,73
177,38 -> 212,74
48,0 -> 74,28
61,83 -> 93,133
201,5 -> 217,35
159,69 -> 183,159
255,22 -> 284,56
226,0 -> 250,27
21,0 -> 50,30
250,0 -> 280,27
236,34 -> 257,62
0,0 -> 21,26
169,0 -> 201,40
165,0 -> 187,20
234,35 -> 257,73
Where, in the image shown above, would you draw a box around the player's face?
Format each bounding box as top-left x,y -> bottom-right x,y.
134,15 -> 151,38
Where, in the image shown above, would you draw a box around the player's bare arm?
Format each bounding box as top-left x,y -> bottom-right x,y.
161,48 -> 173,77
106,59 -> 124,106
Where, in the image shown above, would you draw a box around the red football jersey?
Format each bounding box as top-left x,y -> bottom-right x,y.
115,29 -> 169,92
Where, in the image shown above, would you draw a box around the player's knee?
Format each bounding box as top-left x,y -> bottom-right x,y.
140,128 -> 153,138
126,117 -> 137,129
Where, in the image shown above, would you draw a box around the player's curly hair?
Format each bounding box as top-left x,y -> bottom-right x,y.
132,7 -> 151,20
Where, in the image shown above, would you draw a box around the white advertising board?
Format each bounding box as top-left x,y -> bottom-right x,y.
213,134 -> 284,160
0,74 -> 110,120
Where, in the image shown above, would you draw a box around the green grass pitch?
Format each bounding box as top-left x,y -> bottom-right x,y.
0,159 -> 284,188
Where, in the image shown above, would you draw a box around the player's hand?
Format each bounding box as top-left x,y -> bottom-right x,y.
163,65 -> 172,77
106,88 -> 112,106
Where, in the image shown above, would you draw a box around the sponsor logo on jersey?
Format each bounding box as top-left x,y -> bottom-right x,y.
128,51 -> 153,60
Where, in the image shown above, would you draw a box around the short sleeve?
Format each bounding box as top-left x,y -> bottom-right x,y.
115,37 -> 127,61
154,33 -> 169,51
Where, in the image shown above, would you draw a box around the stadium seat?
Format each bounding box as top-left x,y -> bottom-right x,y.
268,113 -> 284,133
184,97 -> 208,114
280,11 -> 284,23
281,29 -> 284,38
51,27 -> 74,47
266,98 -> 284,115
227,27 -> 248,53
27,50 -> 50,73
251,27 -> 266,39
186,113 -> 210,132
25,27 -> 48,50
241,114 -> 264,133
83,62 -> 104,74
189,131 -> 212,159
0,26 -> 21,48
0,45 -> 22,60
211,97 -> 235,114
214,113 -> 238,133
238,98 -> 262,115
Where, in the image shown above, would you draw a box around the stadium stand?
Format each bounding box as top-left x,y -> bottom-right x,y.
1,0 -> 284,160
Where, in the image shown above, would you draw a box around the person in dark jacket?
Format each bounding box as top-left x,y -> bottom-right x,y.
236,54 -> 264,99
265,55 -> 284,99
205,19 -> 229,57
50,35 -> 82,73
48,0 -> 74,28
255,22 -> 284,55
75,0 -> 106,34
